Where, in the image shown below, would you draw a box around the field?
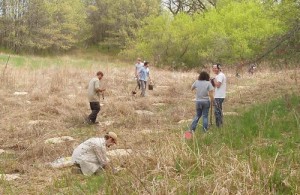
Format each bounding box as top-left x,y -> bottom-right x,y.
0,53 -> 299,194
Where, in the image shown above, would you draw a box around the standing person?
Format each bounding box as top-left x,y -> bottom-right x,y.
71,131 -> 117,176
138,61 -> 151,97
134,58 -> 144,89
212,64 -> 227,127
189,71 -> 214,133
87,71 -> 105,124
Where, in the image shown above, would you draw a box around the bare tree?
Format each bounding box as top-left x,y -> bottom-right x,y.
163,0 -> 217,15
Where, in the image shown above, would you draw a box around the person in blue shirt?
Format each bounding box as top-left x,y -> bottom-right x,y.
138,61 -> 151,97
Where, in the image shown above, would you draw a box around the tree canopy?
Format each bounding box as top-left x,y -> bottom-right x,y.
0,0 -> 299,67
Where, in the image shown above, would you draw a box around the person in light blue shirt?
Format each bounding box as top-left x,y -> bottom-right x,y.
138,61 -> 151,97
190,71 -> 214,132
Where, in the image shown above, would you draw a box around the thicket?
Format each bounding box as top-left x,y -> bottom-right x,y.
123,0 -> 300,68
0,0 -> 299,67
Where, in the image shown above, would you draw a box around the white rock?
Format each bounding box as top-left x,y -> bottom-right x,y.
152,103 -> 166,106
49,156 -> 74,168
178,119 -> 192,124
141,129 -> 162,134
223,112 -> 239,116
107,149 -> 133,157
0,174 -> 20,181
156,86 -> 169,88
67,94 -> 76,99
13,92 -> 28,95
26,101 -> 31,104
0,149 -> 14,155
135,110 -> 154,115
45,136 -> 75,144
99,121 -> 114,126
100,103 -> 104,107
28,120 -> 48,125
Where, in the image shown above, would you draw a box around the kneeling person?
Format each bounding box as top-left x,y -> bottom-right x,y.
71,132 -> 117,176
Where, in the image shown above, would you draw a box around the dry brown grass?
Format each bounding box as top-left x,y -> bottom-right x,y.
0,59 -> 299,194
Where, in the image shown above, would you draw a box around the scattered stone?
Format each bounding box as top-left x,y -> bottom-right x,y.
28,120 -> 48,125
152,103 -> 166,106
99,121 -> 114,127
49,156 -> 74,168
67,94 -> 76,99
178,119 -> 192,124
237,86 -> 250,89
223,112 -> 239,116
141,129 -> 162,134
107,149 -> 133,157
13,92 -> 28,95
0,174 -> 20,181
156,86 -> 169,89
45,136 -> 75,144
135,110 -> 154,115
0,149 -> 14,155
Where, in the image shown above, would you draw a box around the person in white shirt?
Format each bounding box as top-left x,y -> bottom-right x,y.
71,132 -> 117,176
134,58 -> 144,89
212,64 -> 227,127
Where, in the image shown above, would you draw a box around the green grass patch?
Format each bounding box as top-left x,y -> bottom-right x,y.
47,173 -> 106,194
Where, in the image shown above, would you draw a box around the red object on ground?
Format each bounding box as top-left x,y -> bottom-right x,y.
184,131 -> 193,139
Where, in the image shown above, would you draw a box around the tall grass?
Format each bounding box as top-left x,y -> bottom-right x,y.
0,53 -> 299,194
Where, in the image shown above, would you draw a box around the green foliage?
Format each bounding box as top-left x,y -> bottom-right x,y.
0,0 -> 89,53
85,0 -> 161,50
123,0 -> 286,68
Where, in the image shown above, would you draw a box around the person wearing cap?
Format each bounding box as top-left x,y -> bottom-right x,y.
212,64 -> 227,127
71,132 -> 117,176
87,71 -> 106,124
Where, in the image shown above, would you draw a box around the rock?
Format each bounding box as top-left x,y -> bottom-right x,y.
178,119 -> 192,124
0,174 -> 20,181
223,112 -> 239,116
156,86 -> 169,89
141,129 -> 162,134
45,136 -> 75,144
13,92 -> 28,95
0,149 -> 14,155
49,156 -> 74,168
99,121 -> 114,127
107,149 -> 133,157
67,94 -> 76,99
135,110 -> 154,115
152,103 -> 166,106
100,103 -> 104,107
28,120 -> 48,125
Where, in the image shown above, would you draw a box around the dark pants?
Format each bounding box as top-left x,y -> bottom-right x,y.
214,98 -> 224,127
88,102 -> 100,123
137,79 -> 141,89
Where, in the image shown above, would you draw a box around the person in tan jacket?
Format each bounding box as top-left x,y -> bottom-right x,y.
71,132 -> 117,176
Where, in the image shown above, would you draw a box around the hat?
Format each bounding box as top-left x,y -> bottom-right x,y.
107,131 -> 117,143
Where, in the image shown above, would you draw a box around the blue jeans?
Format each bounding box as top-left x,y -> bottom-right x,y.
139,80 -> 147,97
190,101 -> 210,132
214,98 -> 224,127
